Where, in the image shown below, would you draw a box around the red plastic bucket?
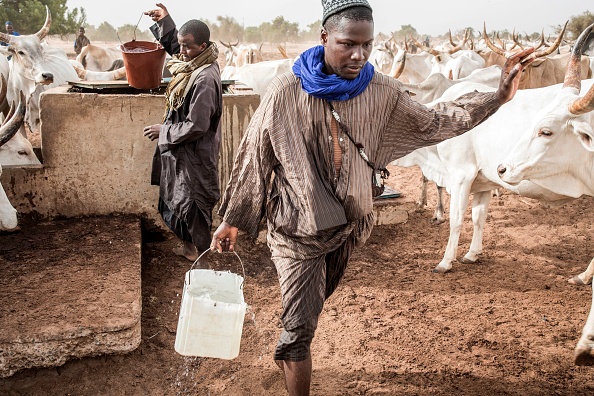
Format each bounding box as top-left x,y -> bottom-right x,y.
120,40 -> 166,89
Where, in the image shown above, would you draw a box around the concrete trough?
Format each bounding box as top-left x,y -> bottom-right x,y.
1,86 -> 260,224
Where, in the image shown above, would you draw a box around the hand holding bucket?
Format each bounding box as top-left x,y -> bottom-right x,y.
211,221 -> 238,253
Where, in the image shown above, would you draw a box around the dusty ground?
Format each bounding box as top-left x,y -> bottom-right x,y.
1,164 -> 594,395
2,38 -> 594,395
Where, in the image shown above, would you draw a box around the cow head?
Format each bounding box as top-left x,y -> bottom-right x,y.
497,22 -> 594,198
219,40 -> 263,68
0,6 -> 78,132
219,39 -> 240,67
0,74 -> 37,166
369,36 -> 397,74
0,6 -> 54,87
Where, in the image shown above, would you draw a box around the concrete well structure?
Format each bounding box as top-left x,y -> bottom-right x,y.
0,86 -> 260,224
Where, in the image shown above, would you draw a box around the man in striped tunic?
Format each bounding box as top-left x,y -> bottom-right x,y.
211,1 -> 533,394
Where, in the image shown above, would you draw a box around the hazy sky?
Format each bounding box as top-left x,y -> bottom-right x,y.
67,1 -> 591,37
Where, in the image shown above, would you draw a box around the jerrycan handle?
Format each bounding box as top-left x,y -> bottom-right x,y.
188,249 -> 246,289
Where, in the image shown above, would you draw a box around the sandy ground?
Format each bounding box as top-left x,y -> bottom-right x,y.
2,37 -> 594,396
1,165 -> 594,395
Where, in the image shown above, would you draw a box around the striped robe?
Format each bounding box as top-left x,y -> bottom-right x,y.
220,71 -> 500,255
219,71 -> 501,330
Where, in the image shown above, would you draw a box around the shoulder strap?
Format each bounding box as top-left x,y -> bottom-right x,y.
182,63 -> 211,99
326,101 -> 390,180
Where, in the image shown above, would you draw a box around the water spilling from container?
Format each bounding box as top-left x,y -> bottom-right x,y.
245,305 -> 271,361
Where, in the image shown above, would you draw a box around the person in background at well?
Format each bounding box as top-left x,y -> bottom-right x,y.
143,3 -> 222,267
1,21 -> 20,47
210,0 -> 533,394
74,26 -> 91,55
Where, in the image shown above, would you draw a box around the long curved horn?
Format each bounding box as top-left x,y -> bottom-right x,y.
534,30 -> 547,50
277,44 -> 288,59
534,21 -> 567,58
409,35 -> 424,50
541,30 -> 549,46
448,29 -> 456,47
566,23 -> 594,114
511,30 -> 524,50
389,51 -> 406,79
495,31 -> 506,51
0,91 -> 25,147
447,29 -> 468,54
483,23 -> 505,56
36,5 -> 52,41
219,39 -> 239,48
410,35 -> 439,56
570,83 -> 594,115
563,23 -> 593,91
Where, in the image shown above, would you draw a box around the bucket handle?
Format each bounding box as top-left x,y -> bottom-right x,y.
188,249 -> 246,289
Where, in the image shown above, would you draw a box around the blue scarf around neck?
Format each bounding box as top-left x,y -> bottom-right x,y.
292,45 -> 374,101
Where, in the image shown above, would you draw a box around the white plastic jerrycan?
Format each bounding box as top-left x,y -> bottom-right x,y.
175,250 -> 247,359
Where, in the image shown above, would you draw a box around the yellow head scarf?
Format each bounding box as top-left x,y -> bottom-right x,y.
163,41 -> 219,120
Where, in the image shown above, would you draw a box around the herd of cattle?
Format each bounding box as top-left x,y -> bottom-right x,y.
0,6 -> 594,366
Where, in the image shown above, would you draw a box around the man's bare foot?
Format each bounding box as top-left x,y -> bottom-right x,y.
172,241 -> 198,261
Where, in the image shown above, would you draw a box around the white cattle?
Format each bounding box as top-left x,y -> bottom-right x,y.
0,117 -> 40,165
396,51 -> 433,83
0,7 -> 78,134
76,43 -> 122,72
369,38 -> 397,74
479,23 -> 592,90
222,58 -> 295,97
0,72 -> 38,166
444,50 -> 486,79
405,32 -> 485,82
0,7 -> 126,136
496,27 -> 594,366
397,49 -> 482,84
219,41 -> 263,68
400,73 -> 500,223
393,25 -> 594,367
401,65 -> 501,105
394,79 -> 587,273
0,93 -> 26,231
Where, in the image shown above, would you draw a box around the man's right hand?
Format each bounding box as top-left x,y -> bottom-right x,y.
211,221 -> 239,253
144,3 -> 169,22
